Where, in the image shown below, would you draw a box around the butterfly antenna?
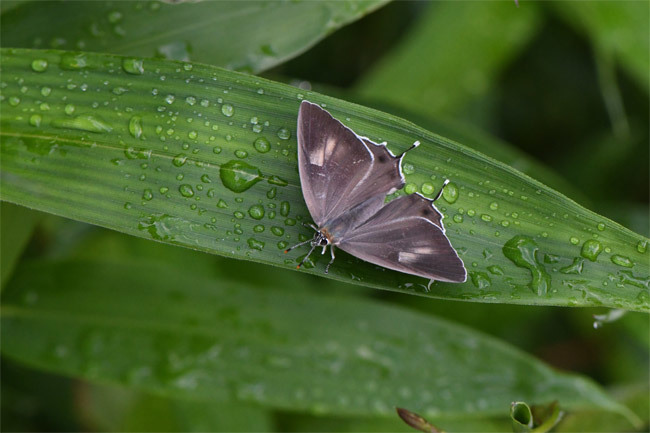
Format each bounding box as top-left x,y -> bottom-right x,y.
296,243 -> 318,269
433,179 -> 450,202
284,238 -> 312,254
399,140 -> 420,158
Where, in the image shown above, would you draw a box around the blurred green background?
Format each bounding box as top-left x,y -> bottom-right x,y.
1,1 -> 648,432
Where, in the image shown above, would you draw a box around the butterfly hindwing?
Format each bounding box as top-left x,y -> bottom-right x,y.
337,194 -> 466,282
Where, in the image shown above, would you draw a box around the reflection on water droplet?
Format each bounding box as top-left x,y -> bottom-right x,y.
580,240 -> 602,262
502,235 -> 550,295
220,160 -> 262,193
611,254 -> 633,268
442,182 -> 458,204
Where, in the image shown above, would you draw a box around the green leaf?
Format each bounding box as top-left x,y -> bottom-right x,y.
0,258 -> 639,423
0,201 -> 41,289
356,2 -> 542,117
1,0 -> 388,73
552,2 -> 650,92
0,48 -> 648,311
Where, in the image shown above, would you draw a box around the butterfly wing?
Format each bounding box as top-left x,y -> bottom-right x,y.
337,194 -> 467,282
297,101 -> 404,226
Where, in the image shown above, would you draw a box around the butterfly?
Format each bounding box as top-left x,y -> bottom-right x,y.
285,101 -> 467,283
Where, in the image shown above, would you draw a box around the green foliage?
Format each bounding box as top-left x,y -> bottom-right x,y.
1,1 -> 648,431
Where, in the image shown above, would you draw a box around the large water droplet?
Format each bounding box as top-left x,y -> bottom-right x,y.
560,257 -> 584,274
221,104 -> 234,117
31,59 -> 48,72
502,235 -> 550,296
280,201 -> 290,217
442,182 -> 458,204
247,238 -> 265,251
129,115 -> 143,139
60,53 -> 89,70
178,184 -> 194,197
637,240 -> 647,254
172,154 -> 188,167
580,239 -> 602,262
248,204 -> 265,220
122,58 -> 144,75
611,254 -> 633,268
254,137 -> 271,153
52,115 -> 112,133
219,160 -> 262,193
470,271 -> 491,289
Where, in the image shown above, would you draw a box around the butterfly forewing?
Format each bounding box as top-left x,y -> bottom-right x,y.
338,195 -> 466,282
297,101 -> 404,226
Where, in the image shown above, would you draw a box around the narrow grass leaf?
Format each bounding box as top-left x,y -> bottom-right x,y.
0,48 -> 648,311
1,0 -> 388,73
0,259 -> 638,423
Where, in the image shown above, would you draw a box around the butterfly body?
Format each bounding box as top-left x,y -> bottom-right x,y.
289,101 -> 467,283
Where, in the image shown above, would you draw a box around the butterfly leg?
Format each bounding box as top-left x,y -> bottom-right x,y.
296,243 -> 318,270
324,246 -> 336,274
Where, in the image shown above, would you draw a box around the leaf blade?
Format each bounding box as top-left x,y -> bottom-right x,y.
0,48 -> 648,311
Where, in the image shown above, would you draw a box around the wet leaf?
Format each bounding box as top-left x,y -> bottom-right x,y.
0,48 -> 648,311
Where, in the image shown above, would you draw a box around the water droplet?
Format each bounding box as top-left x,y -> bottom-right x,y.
185,96 -> 196,106
544,254 -> 559,264
502,235 -> 550,295
221,103 -> 234,117
248,204 -> 265,220
179,184 -> 194,197
442,182 -> 458,204
201,174 -> 211,183
266,188 -> 277,199
489,202 -> 498,211
280,201 -> 290,217
405,183 -> 417,194
235,149 -> 248,159
277,127 -> 291,140
487,265 -> 504,275
278,241 -> 288,249
611,254 -> 633,268
220,160 -> 262,193
112,86 -> 128,95
581,240 -> 603,262
402,163 -> 415,175
60,53 -> 88,69
267,175 -> 288,187
480,214 -> 492,222
52,115 -> 112,133
469,271 -> 491,289
216,199 -> 228,208
247,238 -> 265,251
637,240 -> 647,254
129,115 -> 143,139
159,186 -> 169,194
452,214 -> 463,223
31,59 -> 48,72
142,188 -> 153,201
8,96 -> 20,106
188,130 -> 198,140
271,226 -> 284,236
164,94 -> 175,104
285,218 -> 296,226
253,224 -> 265,233
29,114 -> 42,127
570,237 -> 580,245
597,223 -> 606,231
560,257 -> 584,274
421,183 -> 434,195
40,86 -> 52,97
172,154 -> 187,167
254,137 -> 271,153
